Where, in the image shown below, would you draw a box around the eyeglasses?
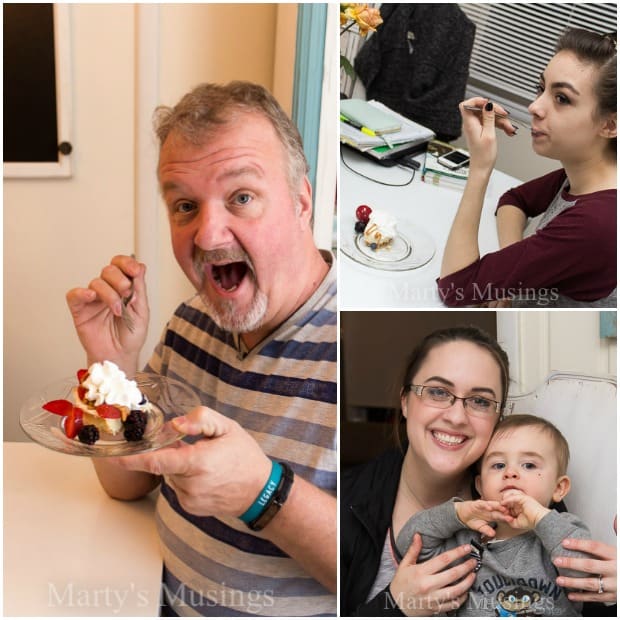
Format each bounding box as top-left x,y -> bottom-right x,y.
409,384 -> 501,416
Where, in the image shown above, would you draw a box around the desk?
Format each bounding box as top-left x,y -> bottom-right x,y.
4,442 -> 162,616
339,148 -> 522,308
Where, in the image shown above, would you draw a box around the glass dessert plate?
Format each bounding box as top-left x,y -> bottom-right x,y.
20,372 -> 200,457
341,219 -> 436,271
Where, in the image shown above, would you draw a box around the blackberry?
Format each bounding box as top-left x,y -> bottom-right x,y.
354,220 -> 366,234
124,425 -> 146,441
78,425 -> 100,445
124,410 -> 148,441
127,409 -> 147,426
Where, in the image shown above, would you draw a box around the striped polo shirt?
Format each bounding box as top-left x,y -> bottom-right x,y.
145,252 -> 337,616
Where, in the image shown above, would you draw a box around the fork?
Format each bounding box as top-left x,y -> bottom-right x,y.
120,280 -> 135,333
463,104 -> 510,119
120,254 -> 136,332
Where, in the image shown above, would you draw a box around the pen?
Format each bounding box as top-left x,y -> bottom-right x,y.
340,114 -> 377,137
463,105 -> 509,119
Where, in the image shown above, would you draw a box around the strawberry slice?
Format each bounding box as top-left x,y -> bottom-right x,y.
64,407 -> 84,439
43,399 -> 74,416
77,368 -> 89,383
77,386 -> 87,401
96,404 -> 122,419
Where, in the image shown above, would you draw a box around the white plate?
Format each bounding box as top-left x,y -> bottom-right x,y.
341,219 -> 435,271
20,372 -> 200,457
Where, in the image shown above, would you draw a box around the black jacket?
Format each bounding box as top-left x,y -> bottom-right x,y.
354,4 -> 475,142
341,449 -> 406,616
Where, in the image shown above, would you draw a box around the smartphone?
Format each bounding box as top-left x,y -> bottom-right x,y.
437,149 -> 470,170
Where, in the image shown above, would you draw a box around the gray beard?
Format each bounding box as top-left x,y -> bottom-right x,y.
198,286 -> 268,333
192,248 -> 268,333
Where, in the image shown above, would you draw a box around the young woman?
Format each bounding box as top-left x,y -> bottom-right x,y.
438,29 -> 617,307
340,326 -> 617,616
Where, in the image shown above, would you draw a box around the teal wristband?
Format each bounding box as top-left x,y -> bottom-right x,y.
239,461 -> 283,524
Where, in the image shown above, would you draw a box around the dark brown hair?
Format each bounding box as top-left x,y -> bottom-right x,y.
556,28 -> 617,156
394,326 -> 510,447
400,326 -> 510,407
490,413 -> 570,475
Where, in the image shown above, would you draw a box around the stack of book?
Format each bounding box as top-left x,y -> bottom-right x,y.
422,140 -> 470,190
340,99 -> 435,162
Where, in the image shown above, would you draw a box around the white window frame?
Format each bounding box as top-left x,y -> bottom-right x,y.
4,4 -> 73,178
460,2 -> 617,124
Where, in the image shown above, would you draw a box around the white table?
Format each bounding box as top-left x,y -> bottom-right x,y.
4,442 -> 162,616
339,148 -> 522,308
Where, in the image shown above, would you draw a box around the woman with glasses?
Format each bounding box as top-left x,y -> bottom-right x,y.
438,28 -> 617,308
340,326 -> 617,616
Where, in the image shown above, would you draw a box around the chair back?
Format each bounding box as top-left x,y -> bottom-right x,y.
507,371 -> 617,547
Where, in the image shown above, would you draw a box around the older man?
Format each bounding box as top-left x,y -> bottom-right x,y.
67,82 -> 336,616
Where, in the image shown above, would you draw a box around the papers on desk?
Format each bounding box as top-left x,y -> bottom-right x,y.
422,139 -> 470,190
340,100 -> 435,160
340,98 -> 402,135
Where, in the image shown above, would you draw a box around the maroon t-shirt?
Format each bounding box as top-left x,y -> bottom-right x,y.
437,169 -> 617,307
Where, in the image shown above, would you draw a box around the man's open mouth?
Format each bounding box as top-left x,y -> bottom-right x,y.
193,247 -> 255,295
211,261 -> 249,293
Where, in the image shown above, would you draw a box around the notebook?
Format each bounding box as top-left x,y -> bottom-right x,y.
340,99 -> 402,135
340,100 -> 435,161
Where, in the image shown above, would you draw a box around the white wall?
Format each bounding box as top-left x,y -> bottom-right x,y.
4,4 -> 297,442
4,4 -> 136,441
497,311 -> 617,395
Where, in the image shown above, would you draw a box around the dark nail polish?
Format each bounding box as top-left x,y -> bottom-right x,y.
511,124 -> 519,134
485,101 -> 494,112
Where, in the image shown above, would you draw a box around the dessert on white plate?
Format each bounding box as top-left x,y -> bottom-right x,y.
363,209 -> 398,249
344,203 -> 436,271
43,360 -> 152,444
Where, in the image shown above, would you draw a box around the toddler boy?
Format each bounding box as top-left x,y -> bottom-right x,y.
396,414 -> 592,616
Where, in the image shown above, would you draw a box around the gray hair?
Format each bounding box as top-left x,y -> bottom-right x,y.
153,81 -> 309,195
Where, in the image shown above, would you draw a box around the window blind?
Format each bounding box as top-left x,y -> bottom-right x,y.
460,3 -> 617,121
339,3 -> 381,98
340,26 -> 364,97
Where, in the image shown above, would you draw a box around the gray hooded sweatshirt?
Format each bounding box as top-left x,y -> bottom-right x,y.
396,499 -> 591,616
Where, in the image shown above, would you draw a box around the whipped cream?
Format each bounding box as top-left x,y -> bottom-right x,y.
82,361 -> 143,408
364,210 -> 397,246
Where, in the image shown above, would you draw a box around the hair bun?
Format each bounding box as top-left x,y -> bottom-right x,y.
603,31 -> 617,52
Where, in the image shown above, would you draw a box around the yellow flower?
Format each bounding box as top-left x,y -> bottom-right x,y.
342,4 -> 383,37
340,3 -> 382,78
340,3 -> 355,26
